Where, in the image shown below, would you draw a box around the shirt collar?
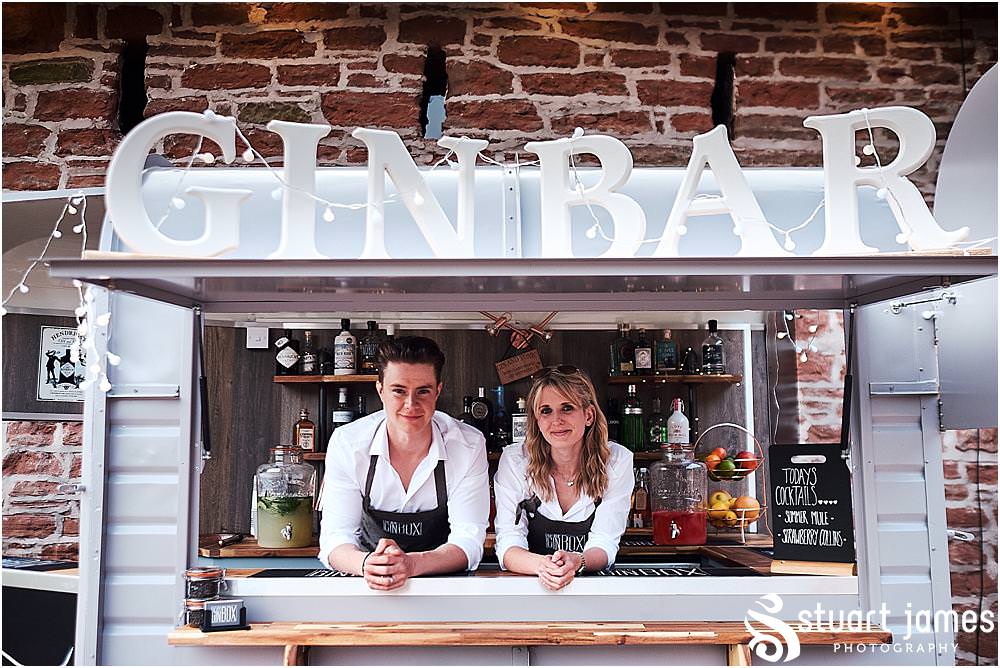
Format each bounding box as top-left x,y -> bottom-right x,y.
368,415 -> 448,461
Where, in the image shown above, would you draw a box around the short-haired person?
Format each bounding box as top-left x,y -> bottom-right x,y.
319,336 -> 489,590
493,366 -> 633,589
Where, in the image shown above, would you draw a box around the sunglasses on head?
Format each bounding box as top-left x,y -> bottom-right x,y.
537,364 -> 581,378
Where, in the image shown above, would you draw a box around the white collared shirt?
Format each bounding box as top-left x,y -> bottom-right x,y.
493,441 -> 634,569
318,410 -> 489,570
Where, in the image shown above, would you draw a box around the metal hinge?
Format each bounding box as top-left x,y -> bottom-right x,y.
57,483 -> 86,494
937,398 -> 946,432
869,380 -> 939,395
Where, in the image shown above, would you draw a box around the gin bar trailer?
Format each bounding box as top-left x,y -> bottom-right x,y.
50,100 -> 997,666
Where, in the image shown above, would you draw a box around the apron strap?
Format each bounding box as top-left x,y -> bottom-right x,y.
433,458 -> 447,509
363,454 -> 379,504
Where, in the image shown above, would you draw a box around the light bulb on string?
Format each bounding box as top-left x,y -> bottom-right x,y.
171,197 -> 186,210
800,352 -> 808,363
77,321 -> 89,336
412,191 -> 424,206
52,230 -> 62,238
89,362 -> 102,375
198,152 -> 216,164
854,155 -> 862,166
17,283 -> 28,294
776,331 -> 787,339
784,312 -> 795,321
242,148 -> 254,162
74,305 -> 87,317
322,206 -> 336,223
585,225 -> 598,240
99,374 -> 112,393
96,312 -> 111,327
895,232 -> 911,244
732,225 -> 743,236
862,144 -> 875,156
809,344 -> 818,352
677,225 -> 687,236
783,236 -> 795,251
876,188 -> 888,200
808,324 -> 818,333
572,127 -> 585,138
71,194 -> 85,205
73,223 -> 85,234
271,188 -> 283,201
107,352 -> 122,366
203,109 -> 218,119
68,205 -> 78,214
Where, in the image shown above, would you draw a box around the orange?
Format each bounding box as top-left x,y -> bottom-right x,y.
709,447 -> 728,460
704,453 -> 722,471
732,496 -> 761,524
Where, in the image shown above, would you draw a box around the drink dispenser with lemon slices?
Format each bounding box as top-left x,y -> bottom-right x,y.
255,446 -> 317,548
649,443 -> 708,546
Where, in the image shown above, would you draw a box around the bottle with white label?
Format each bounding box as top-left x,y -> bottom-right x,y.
334,318 -> 356,375
511,397 -> 528,443
292,408 -> 315,451
274,329 -> 301,376
666,397 -> 690,446
299,330 -> 319,375
331,387 -> 355,435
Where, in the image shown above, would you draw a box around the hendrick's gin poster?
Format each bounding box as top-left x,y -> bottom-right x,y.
37,326 -> 86,402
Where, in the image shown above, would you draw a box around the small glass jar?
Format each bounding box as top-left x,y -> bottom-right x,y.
649,443 -> 707,546
184,566 -> 225,599
255,446 -> 317,548
182,597 -> 215,627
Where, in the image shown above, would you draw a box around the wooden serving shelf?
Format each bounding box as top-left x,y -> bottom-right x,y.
606,374 -> 743,385
199,536 -> 320,559
168,620 -> 890,666
273,374 -> 378,384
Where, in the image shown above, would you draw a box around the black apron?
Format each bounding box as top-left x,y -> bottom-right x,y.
517,493 -> 601,555
359,454 -> 450,552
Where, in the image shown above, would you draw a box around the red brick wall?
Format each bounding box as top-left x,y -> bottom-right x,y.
794,311 -> 998,665
2,2 -> 997,192
2,421 -> 82,561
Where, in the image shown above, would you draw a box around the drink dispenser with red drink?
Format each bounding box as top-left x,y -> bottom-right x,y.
649,443 -> 708,546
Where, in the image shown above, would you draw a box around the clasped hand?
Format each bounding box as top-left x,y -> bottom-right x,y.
362,538 -> 414,591
535,550 -> 582,591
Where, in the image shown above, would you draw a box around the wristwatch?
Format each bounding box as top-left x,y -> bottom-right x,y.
576,552 -> 587,574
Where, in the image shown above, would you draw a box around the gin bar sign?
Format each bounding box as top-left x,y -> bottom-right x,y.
105,107 -> 968,260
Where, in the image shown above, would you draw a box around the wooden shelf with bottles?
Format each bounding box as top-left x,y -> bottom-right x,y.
273,374 -> 379,384
606,374 -> 742,385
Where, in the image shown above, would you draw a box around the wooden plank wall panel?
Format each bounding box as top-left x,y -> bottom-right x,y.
1,313 -> 84,415
198,325 -> 758,534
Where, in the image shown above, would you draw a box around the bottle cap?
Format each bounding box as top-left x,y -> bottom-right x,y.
516,397 -> 526,410
708,319 -> 718,331
299,408 -> 309,418
341,318 -> 351,330
367,320 -> 377,329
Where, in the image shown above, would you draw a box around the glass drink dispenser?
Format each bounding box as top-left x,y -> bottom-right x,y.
649,444 -> 707,546
255,446 -> 317,548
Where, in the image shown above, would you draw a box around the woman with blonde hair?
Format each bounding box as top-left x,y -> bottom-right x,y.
493,365 -> 633,589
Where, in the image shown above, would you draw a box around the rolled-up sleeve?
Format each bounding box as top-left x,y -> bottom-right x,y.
583,448 -> 634,566
317,434 -> 364,569
445,436 -> 490,570
492,447 -> 530,570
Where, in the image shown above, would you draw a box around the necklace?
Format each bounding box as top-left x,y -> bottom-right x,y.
556,471 -> 578,487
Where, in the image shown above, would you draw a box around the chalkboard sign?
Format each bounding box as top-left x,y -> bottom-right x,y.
768,444 -> 856,563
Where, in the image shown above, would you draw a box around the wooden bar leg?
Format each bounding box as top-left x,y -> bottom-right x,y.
283,644 -> 309,666
726,643 -> 752,666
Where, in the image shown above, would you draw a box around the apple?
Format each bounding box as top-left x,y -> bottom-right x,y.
734,450 -> 758,473
709,447 -> 728,460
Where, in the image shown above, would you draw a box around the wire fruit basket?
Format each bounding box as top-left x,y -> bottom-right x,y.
693,422 -> 765,482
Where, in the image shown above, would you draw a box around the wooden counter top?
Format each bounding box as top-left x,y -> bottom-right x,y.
168,620 -> 891,665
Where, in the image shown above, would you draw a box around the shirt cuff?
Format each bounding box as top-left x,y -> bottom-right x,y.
583,537 -> 618,567
318,534 -> 361,569
446,533 -> 484,571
